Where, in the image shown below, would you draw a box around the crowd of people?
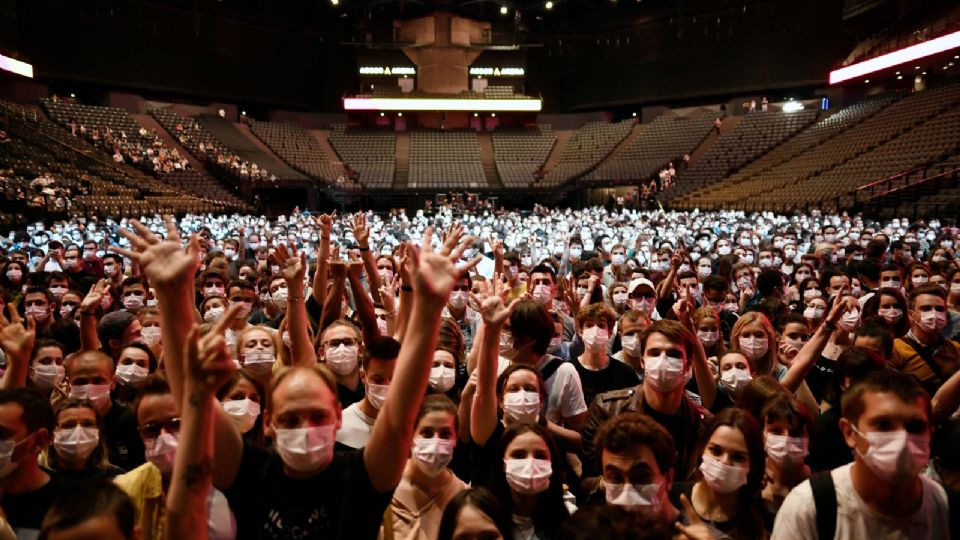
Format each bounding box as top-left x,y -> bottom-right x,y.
69,121 -> 191,176
0,204 -> 958,539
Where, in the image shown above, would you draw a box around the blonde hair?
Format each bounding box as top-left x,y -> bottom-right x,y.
730,311 -> 778,376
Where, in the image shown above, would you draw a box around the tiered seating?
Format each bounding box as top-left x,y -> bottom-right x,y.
587,110 -> 715,183
408,130 -> 485,188
667,109 -> 819,200
247,120 -> 353,188
150,108 -> 269,185
41,99 -> 190,175
679,93 -> 899,206
541,120 -> 635,187
328,125 -> 396,189
491,126 -> 556,188
679,82 -> 960,211
0,100 -> 231,216
160,170 -> 248,208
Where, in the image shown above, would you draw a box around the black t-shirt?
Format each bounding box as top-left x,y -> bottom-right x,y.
3,469 -> 78,534
644,405 -> 688,475
709,386 -> 736,414
804,356 -> 836,402
224,440 -> 393,540
102,402 -> 145,472
54,464 -> 125,483
469,421 -> 505,488
337,382 -> 365,409
809,406 -> 853,472
573,356 -> 640,409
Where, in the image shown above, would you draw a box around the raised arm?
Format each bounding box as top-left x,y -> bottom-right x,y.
656,252 -> 683,301
318,261 -> 346,335
311,213 -> 334,307
346,255 -> 379,345
364,228 -> 479,492
352,213 -> 383,306
470,293 -> 518,446
933,363 -> 960,424
392,244 -> 413,341
78,279 -> 110,352
0,306 -> 36,390
165,325 -> 236,540
677,296 -> 717,408
273,245 -> 316,367
113,218 -> 245,489
780,295 -> 849,393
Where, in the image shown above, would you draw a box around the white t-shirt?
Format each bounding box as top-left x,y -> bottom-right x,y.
336,401 -> 376,449
497,355 -> 588,424
771,463 -> 950,540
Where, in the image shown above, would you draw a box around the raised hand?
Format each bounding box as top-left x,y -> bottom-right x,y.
184,303 -> 241,394
80,279 -> 111,314
409,237 -> 480,303
351,212 -> 369,249
346,253 -> 364,279
0,304 -> 36,360
441,224 -> 464,256
111,216 -> 200,290
473,294 -> 520,327
328,260 -> 347,280
272,244 -> 306,287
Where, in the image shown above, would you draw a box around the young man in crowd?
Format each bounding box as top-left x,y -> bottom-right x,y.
891,285 -> 960,395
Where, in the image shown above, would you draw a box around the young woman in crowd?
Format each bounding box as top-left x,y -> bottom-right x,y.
758,396 -> 813,528
437,488 -> 513,540
489,423 -> 573,540
693,307 -> 726,370
861,287 -> 909,338
27,338 -> 66,398
672,407 -> 767,539
234,325 -> 280,383
215,369 -> 266,445
382,395 -> 468,539
43,398 -> 124,481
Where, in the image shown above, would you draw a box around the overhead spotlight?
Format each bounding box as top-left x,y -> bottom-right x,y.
915,66 -> 921,70
895,71 -> 900,75
500,5 -> 508,14
70,93 -> 76,98
398,112 -> 403,117
897,75 -> 903,80
491,113 -> 496,117
241,110 -> 247,115
474,113 -> 479,117
380,112 -> 385,117
922,71 -> 927,75
632,112 -> 637,117
331,0 -> 339,5
545,1 -> 553,9
864,79 -> 869,83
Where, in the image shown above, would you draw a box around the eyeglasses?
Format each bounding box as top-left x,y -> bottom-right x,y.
325,338 -> 358,348
139,417 -> 181,439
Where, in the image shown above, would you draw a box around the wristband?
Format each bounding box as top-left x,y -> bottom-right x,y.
288,296 -> 304,301
822,320 -> 837,332
400,285 -> 413,292
358,247 -> 369,252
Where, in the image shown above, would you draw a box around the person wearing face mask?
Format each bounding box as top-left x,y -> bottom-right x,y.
773,371 -> 950,540
26,339 -> 66,398
65,350 -> 145,472
101,254 -> 124,285
336,336 -> 400,449
581,320 -> 710,490
223,280 -> 257,350
22,286 -> 55,338
563,237 -> 584,275
114,375 -> 236,540
602,244 -> 630,288
248,277 -> 287,329
671,408 -> 767,540
0,388 -> 79,535
757,396 -> 813,528
890,285 -> 960,395
94,310 -> 143,364
216,370 -> 266,446
43,399 -> 124,481
318,320 -> 366,407
442,275 -> 482,353
862,287 -> 909,338
592,413 -> 684,525
529,265 -> 576,341
112,343 -> 157,406
612,310 -> 651,374
118,276 -> 148,315
429,346 -> 461,399
626,278 -> 660,320
198,270 -> 229,301
489,423 -> 573,539
381,396 -> 468,539
572,304 -> 639,407
1,261 -> 27,298
607,282 -> 630,315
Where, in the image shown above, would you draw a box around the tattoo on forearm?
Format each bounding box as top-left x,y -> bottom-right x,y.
183,457 -> 213,492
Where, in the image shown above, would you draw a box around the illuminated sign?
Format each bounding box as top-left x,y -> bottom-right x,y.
0,53 -> 33,78
343,97 -> 542,112
829,29 -> 960,84
470,67 -> 525,77
359,66 -> 417,76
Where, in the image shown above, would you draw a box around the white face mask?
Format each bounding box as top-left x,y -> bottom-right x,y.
271,287 -> 289,307
428,365 -> 456,393
532,284 -> 553,304
141,326 -> 161,346
605,481 -> 662,517
223,398 -> 261,433
366,382 -> 389,410
837,309 -> 861,332
720,367 -> 752,393
802,289 -> 822,301
852,427 -> 929,484
697,330 -> 720,347
699,453 -> 749,493
620,334 -> 641,356
123,294 -> 144,311
764,433 -> 809,467
243,349 -> 276,377
612,292 -> 628,306
877,307 -> 902,324
448,290 -> 469,310
69,383 -> 112,411
411,437 -> 455,477
274,424 -> 336,473
204,306 -> 225,322
611,254 -> 626,266
0,436 -> 31,480
230,300 -> 253,319
25,305 -> 49,323
916,310 -> 948,333
569,247 -> 583,259
502,390 -> 540,423
803,306 -> 825,320
115,363 -> 149,387
698,265 -> 713,278
503,457 -> 552,495
325,344 -> 359,375
30,363 -> 65,391
738,336 -> 768,361
145,431 -> 179,475
643,353 -> 685,393
582,326 -> 610,353
54,426 -> 100,462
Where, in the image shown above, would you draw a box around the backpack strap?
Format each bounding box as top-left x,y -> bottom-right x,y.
901,336 -> 946,380
539,358 -> 563,381
810,472 -> 837,540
